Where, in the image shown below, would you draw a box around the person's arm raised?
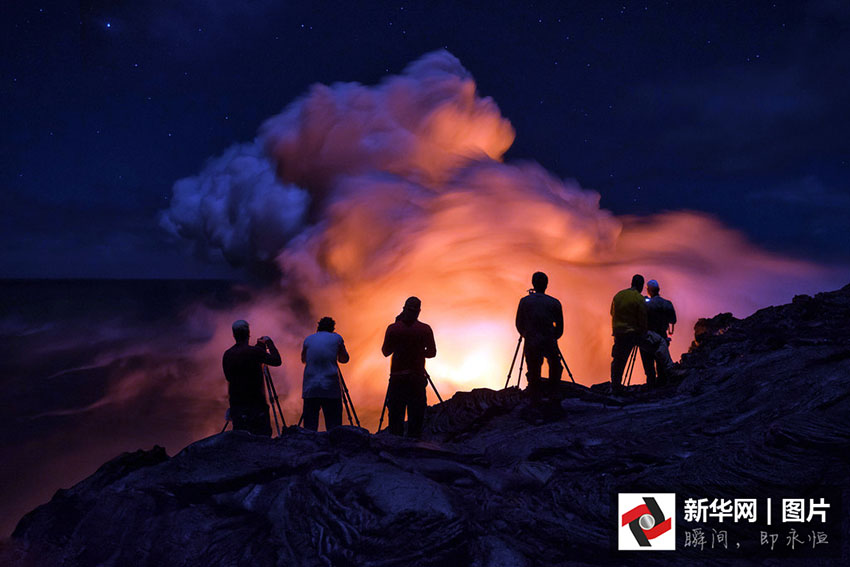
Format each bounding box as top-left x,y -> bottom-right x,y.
338,337 -> 350,364
381,326 -> 394,357
260,337 -> 282,367
424,326 -> 436,359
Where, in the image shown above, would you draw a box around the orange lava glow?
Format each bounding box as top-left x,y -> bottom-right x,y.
188,172 -> 833,434
177,52 -> 842,433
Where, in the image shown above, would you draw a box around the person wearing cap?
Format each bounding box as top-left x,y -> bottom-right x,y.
222,320 -> 282,436
300,316 -> 350,431
515,271 -> 564,396
610,274 -> 649,391
641,279 -> 677,386
381,296 -> 436,438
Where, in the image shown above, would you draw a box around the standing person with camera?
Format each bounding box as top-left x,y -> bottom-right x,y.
610,274 -> 649,392
381,297 -> 436,438
515,271 -> 564,397
641,279 -> 677,387
222,319 -> 282,436
300,317 -> 350,431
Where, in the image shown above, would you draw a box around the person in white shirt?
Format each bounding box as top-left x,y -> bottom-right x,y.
300,317 -> 350,431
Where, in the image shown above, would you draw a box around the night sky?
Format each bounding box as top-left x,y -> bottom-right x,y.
2,0 -> 849,279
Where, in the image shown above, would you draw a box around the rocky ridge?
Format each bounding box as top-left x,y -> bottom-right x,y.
4,284 -> 850,566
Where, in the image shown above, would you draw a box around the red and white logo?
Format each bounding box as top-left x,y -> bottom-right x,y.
618,493 -> 676,550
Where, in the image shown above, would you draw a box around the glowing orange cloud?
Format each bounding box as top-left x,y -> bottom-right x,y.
161,51 -> 846,433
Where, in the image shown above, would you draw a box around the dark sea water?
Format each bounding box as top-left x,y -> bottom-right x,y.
0,279 -> 242,537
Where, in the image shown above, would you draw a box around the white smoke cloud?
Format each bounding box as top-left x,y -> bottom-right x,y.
159,141 -> 310,266
160,50 -> 516,269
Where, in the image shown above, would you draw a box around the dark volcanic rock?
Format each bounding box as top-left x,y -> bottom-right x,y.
5,284 -> 850,566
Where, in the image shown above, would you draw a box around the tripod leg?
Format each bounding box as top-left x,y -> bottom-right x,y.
516,343 -> 525,388
376,385 -> 390,433
426,372 -> 443,403
505,336 -> 523,389
626,346 -> 637,386
265,374 -> 281,436
220,408 -> 231,433
338,368 -> 361,427
274,399 -> 286,429
266,366 -> 287,428
343,388 -> 360,427
557,346 -> 576,383
264,365 -> 286,434
348,390 -> 361,428
340,380 -> 354,426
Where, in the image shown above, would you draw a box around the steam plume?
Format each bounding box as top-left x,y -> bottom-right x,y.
160,50 -> 844,429
160,142 -> 309,267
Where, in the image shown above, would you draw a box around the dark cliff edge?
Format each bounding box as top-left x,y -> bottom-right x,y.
3,284 -> 850,566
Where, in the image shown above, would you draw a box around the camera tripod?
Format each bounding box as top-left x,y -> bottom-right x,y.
623,344 -> 639,387
220,409 -> 230,433
376,371 -> 443,433
264,364 -> 287,436
219,364 -> 287,435
296,366 -> 361,428
505,336 -> 576,388
338,366 -> 361,427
